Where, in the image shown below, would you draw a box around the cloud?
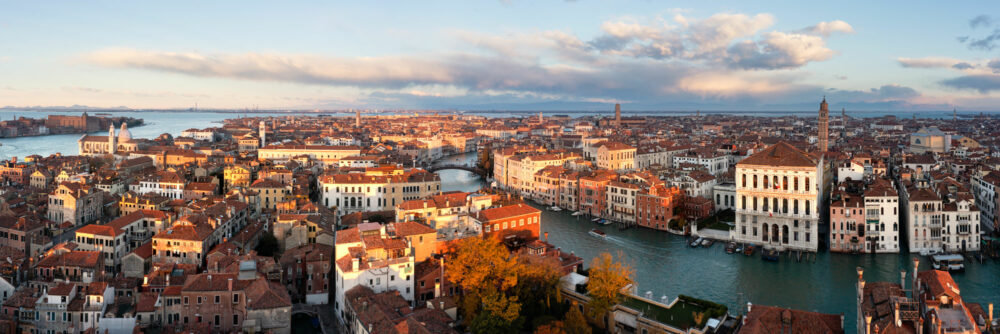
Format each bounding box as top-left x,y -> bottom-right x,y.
966,29 -> 1000,51
952,62 -> 974,70
897,57 -> 968,69
81,13 -> 855,108
970,15 -> 994,29
990,59 -> 1000,73
802,20 -> 855,36
941,75 -> 1000,93
827,84 -> 919,102
727,32 -> 834,70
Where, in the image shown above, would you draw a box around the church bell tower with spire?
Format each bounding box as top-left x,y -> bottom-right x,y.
818,97 -> 829,152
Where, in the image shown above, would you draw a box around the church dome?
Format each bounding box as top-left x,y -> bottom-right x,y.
118,123 -> 132,142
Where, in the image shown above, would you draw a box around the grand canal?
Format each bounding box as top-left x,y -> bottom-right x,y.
433,152 -> 1000,332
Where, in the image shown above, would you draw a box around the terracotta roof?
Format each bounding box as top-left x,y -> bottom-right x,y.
740,304 -> 844,334
739,141 -> 817,168
393,221 -> 436,237
476,204 -> 541,223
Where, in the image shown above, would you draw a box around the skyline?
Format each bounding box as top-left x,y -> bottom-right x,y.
2,1 -> 1000,111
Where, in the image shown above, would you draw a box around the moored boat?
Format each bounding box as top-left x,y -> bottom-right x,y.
725,242 -> 737,254
690,237 -> 704,248
571,211 -> 583,216
762,249 -> 780,262
744,244 -> 756,256
589,228 -> 607,239
702,239 -> 714,247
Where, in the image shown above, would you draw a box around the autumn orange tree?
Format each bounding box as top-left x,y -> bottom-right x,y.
447,237 -> 523,333
533,321 -> 566,334
586,252 -> 634,326
564,303 -> 591,334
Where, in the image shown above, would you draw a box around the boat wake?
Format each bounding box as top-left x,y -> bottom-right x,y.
603,236 -> 673,257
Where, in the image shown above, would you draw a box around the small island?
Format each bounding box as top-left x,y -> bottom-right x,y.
0,112 -> 143,138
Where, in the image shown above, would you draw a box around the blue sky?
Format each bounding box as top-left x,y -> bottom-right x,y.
1,1 -> 999,111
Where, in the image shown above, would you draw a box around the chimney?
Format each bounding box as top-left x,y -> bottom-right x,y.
987,303 -> 994,330
228,278 -> 233,291
894,302 -> 900,327
351,258 -> 359,271
912,257 -> 920,299
439,301 -> 444,310
544,232 -> 549,242
865,315 -> 872,334
434,282 -> 441,298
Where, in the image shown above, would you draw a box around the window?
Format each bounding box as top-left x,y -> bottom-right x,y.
215,295 -> 220,304
184,297 -> 189,305
233,314 -> 239,326
197,297 -> 202,304
233,293 -> 239,303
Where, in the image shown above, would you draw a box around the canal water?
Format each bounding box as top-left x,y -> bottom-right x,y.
434,152 -> 1000,332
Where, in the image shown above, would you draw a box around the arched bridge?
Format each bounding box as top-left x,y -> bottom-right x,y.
427,164 -> 487,176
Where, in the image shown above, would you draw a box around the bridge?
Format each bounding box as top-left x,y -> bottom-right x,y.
427,164 -> 487,176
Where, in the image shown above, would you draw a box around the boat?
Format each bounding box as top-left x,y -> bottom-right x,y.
919,249 -> 941,256
690,237 -> 704,248
762,249 -> 780,262
744,244 -> 756,256
726,242 -> 738,254
931,254 -> 965,272
571,211 -> 583,216
589,228 -> 607,239
702,239 -> 714,247
592,217 -> 602,223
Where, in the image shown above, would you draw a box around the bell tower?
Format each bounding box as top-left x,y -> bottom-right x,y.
108,124 -> 117,154
818,97 -> 829,152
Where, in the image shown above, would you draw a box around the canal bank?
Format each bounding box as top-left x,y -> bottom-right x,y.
432,152 -> 1000,332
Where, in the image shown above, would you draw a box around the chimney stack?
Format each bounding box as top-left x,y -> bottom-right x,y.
434,282 -> 441,298
228,278 -> 233,291
544,232 -> 549,242
352,258 -> 359,271
912,257 -> 920,298
989,303 -> 994,330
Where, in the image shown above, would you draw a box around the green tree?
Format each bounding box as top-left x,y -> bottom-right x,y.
254,233 -> 280,257
586,252 -> 634,327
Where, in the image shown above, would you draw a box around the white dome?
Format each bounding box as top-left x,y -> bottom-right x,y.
118,123 -> 132,142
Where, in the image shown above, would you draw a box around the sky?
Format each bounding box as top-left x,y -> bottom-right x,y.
1,1 -> 1000,111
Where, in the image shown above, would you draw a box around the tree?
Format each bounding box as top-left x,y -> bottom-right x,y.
448,237 -> 521,328
447,237 -> 520,294
564,303 -> 591,334
469,291 -> 523,334
534,321 -> 567,334
254,232 -> 280,257
586,252 -> 634,325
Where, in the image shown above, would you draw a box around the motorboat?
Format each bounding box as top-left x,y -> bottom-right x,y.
931,254 -> 965,272
571,211 -> 583,216
726,242 -> 737,254
919,249 -> 941,256
744,244 -> 756,256
762,249 -> 780,262
702,239 -> 715,247
589,228 -> 607,239
591,217 -> 602,223
690,237 -> 704,248
547,206 -> 562,211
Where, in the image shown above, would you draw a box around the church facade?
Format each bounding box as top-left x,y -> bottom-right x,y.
78,123 -> 140,156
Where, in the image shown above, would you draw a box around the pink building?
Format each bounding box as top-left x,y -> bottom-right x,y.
829,192 -> 864,253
